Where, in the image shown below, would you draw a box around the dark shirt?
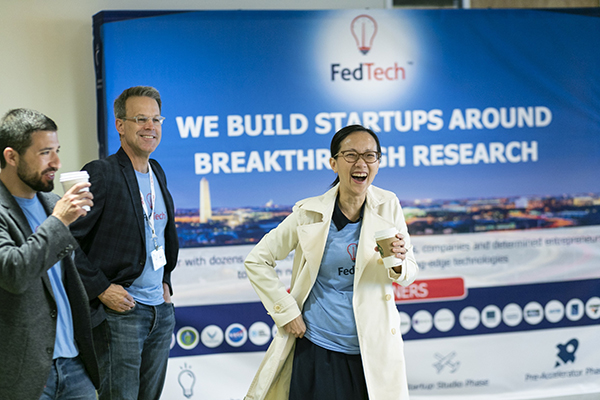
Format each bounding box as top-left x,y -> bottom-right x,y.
332,198 -> 364,231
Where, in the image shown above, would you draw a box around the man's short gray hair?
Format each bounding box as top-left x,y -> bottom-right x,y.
113,86 -> 162,119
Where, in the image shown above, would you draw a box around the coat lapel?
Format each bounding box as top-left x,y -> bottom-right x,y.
37,191 -> 57,215
150,160 -> 173,219
295,187 -> 337,285
354,188 -> 396,283
118,148 -> 146,241
37,192 -> 59,296
296,221 -> 328,284
0,181 -> 33,237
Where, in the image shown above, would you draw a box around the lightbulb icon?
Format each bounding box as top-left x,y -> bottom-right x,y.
178,364 -> 196,398
350,15 -> 378,55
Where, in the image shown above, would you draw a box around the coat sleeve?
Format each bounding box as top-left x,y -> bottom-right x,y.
387,196 -> 419,286
69,161 -> 112,300
0,215 -> 77,294
244,209 -> 303,328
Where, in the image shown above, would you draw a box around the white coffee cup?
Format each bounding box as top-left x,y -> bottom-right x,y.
60,171 -> 91,211
374,227 -> 402,269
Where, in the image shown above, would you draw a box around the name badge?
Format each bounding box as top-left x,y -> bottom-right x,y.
151,246 -> 167,271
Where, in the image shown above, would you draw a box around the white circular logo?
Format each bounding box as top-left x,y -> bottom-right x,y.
433,309 -> 455,333
585,296 -> 600,320
481,305 -> 502,329
459,307 -> 480,330
523,302 -> 544,325
502,303 -> 523,327
200,325 -> 224,349
177,326 -> 200,350
249,322 -> 272,346
565,298 -> 585,321
225,323 -> 248,347
399,311 -> 411,335
412,310 -> 433,334
271,324 -> 278,338
544,300 -> 565,323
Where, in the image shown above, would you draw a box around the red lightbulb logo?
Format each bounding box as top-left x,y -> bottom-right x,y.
351,15 -> 378,55
347,243 -> 357,261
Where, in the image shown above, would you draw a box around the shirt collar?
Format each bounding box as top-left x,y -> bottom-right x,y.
332,197 -> 364,231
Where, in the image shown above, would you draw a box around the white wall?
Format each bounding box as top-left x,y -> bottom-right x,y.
0,0 -> 386,192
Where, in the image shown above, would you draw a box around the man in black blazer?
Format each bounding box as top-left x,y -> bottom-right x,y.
70,86 -> 179,400
0,108 -> 98,399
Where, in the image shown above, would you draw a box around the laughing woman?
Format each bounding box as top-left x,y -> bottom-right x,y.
244,125 -> 418,400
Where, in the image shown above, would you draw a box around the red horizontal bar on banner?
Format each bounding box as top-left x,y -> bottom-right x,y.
393,277 -> 466,303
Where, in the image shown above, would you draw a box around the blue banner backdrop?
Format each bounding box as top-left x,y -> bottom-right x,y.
93,9 -> 600,400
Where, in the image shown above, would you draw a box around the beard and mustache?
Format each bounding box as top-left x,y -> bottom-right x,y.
17,162 -> 55,193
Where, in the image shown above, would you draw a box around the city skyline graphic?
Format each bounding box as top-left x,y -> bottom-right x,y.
176,177 -> 600,248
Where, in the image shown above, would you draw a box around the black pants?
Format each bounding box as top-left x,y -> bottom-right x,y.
289,337 -> 368,400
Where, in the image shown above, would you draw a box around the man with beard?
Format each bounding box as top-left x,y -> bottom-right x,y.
0,108 -> 98,399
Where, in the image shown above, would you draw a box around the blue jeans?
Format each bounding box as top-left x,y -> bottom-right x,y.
94,302 -> 175,400
39,356 -> 96,400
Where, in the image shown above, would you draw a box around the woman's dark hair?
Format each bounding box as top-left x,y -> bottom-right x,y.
330,124 -> 381,187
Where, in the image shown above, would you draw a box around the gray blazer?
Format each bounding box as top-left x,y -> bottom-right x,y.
0,180 -> 99,400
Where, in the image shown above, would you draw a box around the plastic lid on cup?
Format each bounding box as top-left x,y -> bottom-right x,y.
59,171 -> 89,182
374,227 -> 398,241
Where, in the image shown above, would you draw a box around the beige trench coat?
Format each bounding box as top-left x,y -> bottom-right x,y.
244,184 -> 418,400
